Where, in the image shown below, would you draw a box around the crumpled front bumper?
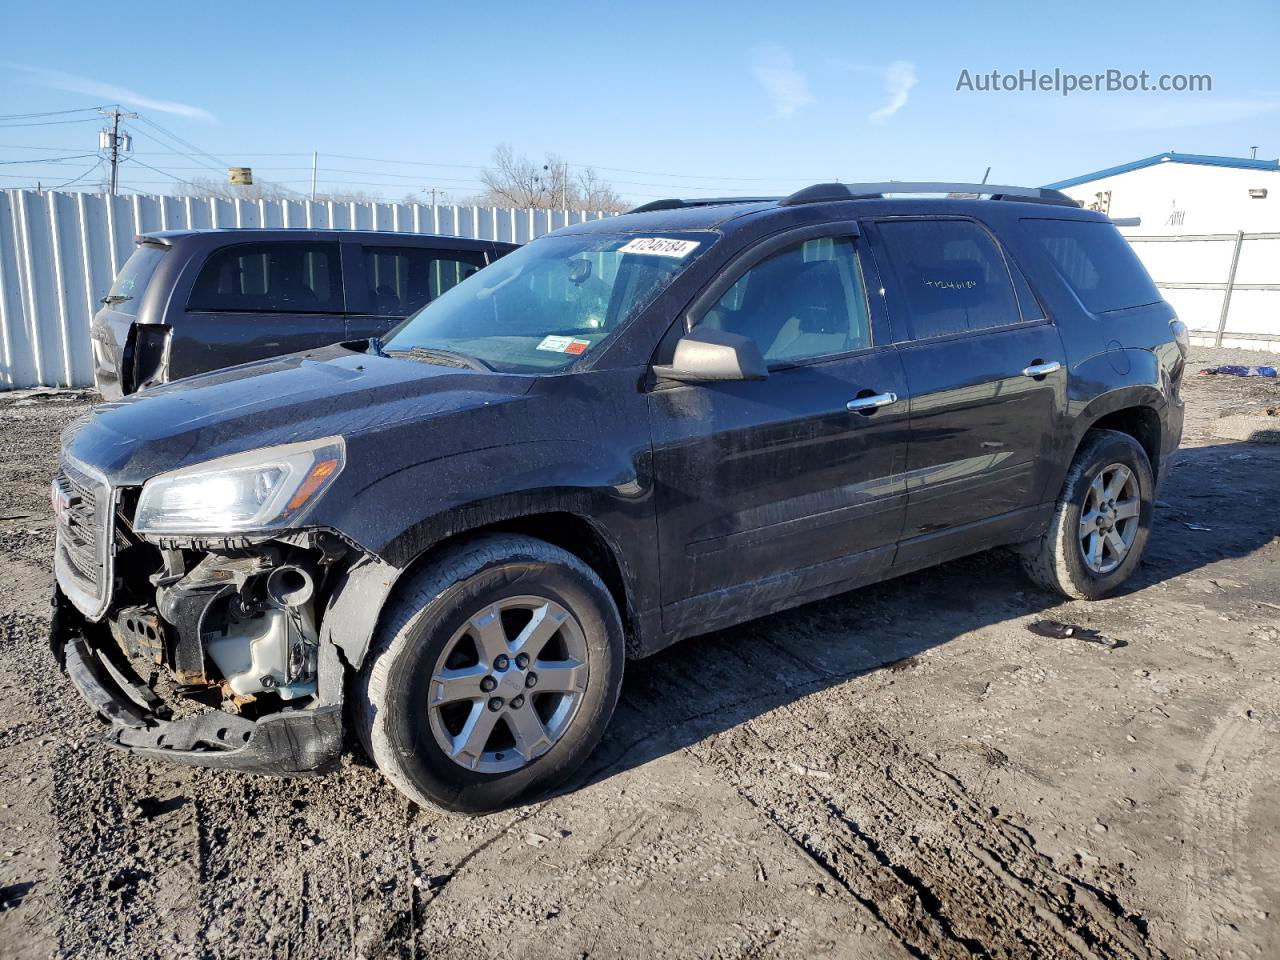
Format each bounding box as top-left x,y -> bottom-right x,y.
50,587 -> 342,776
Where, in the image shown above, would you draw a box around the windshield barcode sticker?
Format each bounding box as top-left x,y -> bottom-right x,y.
618,237 -> 700,258
536,335 -> 591,354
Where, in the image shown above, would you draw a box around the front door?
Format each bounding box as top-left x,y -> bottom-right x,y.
648,229 -> 910,636
864,217 -> 1068,566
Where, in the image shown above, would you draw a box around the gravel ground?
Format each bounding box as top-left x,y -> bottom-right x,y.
0,348 -> 1277,960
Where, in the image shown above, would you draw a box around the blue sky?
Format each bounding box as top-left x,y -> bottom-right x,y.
2,0 -> 1278,203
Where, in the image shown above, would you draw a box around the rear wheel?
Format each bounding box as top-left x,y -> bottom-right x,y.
355,535 -> 625,813
1018,429 -> 1155,600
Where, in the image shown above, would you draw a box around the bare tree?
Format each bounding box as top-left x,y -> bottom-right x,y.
179,177 -> 384,205
180,176 -> 299,202
474,145 -> 628,212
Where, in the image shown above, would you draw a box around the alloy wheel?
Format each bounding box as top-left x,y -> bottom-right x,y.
1078,463 -> 1141,574
426,595 -> 589,774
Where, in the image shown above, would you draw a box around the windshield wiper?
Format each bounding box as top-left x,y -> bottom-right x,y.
100,294 -> 132,306
385,346 -> 491,372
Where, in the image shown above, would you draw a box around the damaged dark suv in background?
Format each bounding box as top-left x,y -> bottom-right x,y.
91,228 -> 515,399
52,182 -> 1186,812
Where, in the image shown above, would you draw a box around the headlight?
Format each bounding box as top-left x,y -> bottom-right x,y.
133,436 -> 345,536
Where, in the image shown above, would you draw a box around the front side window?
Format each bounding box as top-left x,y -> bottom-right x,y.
385,232 -> 714,372
875,219 -> 1021,339
188,242 -> 343,314
362,247 -> 481,317
697,236 -> 871,364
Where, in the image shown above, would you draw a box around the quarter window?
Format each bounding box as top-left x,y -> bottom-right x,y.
698,236 -> 871,364
188,242 -> 342,313
1022,218 -> 1160,314
875,220 -> 1021,339
362,247 -> 482,318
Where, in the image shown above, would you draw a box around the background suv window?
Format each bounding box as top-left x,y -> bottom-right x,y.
875,220 -> 1021,339
362,246 -> 481,317
188,242 -> 342,313
699,236 -> 871,364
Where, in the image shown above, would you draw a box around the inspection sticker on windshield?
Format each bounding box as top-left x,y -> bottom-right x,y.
618,237 -> 700,258
537,335 -> 591,355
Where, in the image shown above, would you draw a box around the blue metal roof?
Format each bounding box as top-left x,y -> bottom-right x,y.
1043,152 -> 1280,190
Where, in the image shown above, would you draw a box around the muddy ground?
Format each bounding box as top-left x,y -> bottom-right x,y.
0,348 -> 1277,960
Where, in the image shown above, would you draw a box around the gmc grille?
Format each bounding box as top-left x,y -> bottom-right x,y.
54,459 -> 113,619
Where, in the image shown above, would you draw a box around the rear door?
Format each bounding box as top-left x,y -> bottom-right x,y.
174,240 -> 346,379
864,216 -> 1067,565
342,240 -> 487,342
648,226 -> 909,632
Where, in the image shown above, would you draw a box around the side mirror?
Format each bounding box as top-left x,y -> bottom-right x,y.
652,329 -> 768,383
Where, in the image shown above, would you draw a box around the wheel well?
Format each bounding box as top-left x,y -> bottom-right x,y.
1089,406 -> 1162,477
403,513 -> 634,646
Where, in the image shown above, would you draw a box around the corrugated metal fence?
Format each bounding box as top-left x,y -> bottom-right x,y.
1122,232 -> 1280,351
0,190 -> 615,389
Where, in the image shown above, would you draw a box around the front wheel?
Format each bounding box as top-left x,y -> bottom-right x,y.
355,534 -> 625,813
1017,429 -> 1155,600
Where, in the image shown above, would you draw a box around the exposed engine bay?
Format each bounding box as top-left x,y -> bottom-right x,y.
50,471 -> 394,774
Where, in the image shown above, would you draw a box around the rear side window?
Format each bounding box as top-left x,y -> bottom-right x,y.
362,246 -> 481,317
875,219 -> 1021,339
1023,219 -> 1160,314
106,245 -> 167,316
188,242 -> 343,313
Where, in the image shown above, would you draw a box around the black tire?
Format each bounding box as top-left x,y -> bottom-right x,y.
1017,429 -> 1155,600
354,534 -> 625,813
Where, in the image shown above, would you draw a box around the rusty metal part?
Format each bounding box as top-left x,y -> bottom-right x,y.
107,605 -> 166,664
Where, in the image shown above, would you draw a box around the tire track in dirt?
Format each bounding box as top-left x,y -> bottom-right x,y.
694,717 -> 1164,960
1178,709 -> 1268,956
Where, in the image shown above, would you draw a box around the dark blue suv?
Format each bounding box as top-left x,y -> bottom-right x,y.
51,182 -> 1185,812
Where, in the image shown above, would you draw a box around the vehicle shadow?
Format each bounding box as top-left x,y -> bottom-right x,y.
562,439 -> 1280,795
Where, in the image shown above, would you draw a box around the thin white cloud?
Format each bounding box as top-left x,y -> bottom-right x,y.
752,45 -> 815,119
1112,96 -> 1280,131
8,64 -> 214,121
869,60 -> 917,123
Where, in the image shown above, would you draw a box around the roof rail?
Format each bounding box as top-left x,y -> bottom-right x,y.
627,196 -> 780,214
779,182 -> 1080,208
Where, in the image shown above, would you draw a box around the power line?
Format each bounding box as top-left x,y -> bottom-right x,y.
0,143 -> 101,152
0,117 -> 102,128
119,122 -> 224,175
53,158 -> 105,190
120,156 -> 205,190
131,114 -> 229,170
0,105 -> 111,120
0,153 -> 99,165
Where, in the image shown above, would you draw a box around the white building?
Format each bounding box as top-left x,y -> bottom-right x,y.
1044,153 -> 1280,351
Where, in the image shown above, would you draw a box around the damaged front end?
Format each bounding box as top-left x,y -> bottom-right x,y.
49,445 -> 370,775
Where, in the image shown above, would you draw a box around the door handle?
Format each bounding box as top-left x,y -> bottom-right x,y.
1021,361 -> 1062,378
846,392 -> 898,413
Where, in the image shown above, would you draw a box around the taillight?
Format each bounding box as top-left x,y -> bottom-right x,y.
1170,318 -> 1189,358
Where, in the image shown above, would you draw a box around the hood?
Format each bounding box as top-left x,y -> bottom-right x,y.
62,344 -> 536,485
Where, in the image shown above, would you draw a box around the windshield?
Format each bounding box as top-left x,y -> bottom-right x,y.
105,244 -> 167,316
383,231 -> 715,372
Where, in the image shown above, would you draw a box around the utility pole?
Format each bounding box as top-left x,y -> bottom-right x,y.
311,151 -> 318,202
98,106 -> 136,196
563,161 -> 569,209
